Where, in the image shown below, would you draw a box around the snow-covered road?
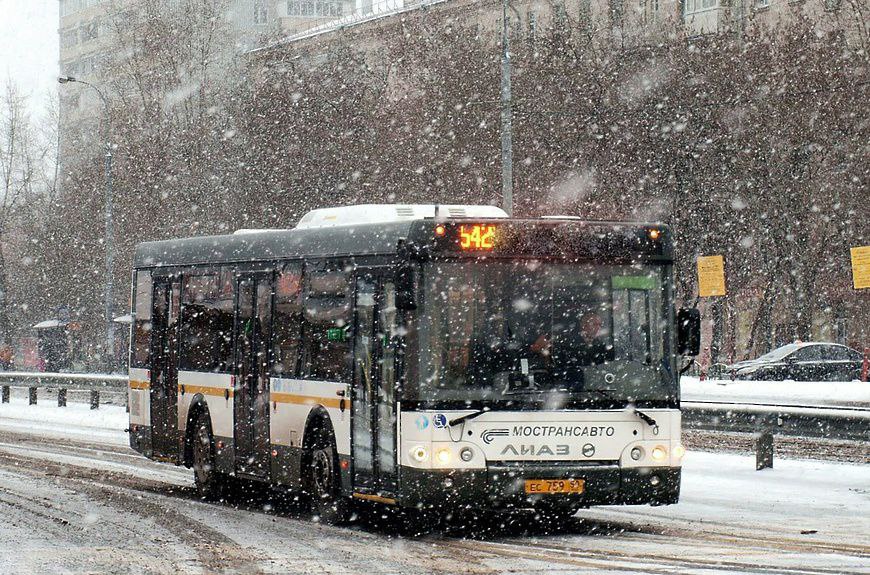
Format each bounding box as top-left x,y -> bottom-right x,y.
681,377 -> 870,408
0,401 -> 867,574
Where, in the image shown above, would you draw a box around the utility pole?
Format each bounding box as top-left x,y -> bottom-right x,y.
500,0 -> 513,216
104,126 -> 114,371
58,76 -> 115,371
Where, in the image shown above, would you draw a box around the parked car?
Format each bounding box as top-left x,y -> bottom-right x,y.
727,342 -> 865,382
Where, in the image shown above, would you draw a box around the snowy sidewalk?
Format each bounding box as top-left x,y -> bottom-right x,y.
0,399 -> 128,445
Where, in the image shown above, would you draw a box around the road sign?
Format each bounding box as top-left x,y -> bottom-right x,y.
697,255 -> 726,297
851,246 -> 870,290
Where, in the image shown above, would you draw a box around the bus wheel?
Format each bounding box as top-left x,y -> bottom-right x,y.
309,429 -> 350,525
192,413 -> 224,501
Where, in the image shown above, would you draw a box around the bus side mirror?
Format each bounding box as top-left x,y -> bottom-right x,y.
677,308 -> 700,356
395,262 -> 417,311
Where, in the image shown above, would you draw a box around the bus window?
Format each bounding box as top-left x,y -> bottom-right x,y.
378,282 -> 398,477
178,271 -> 234,372
302,265 -> 352,381
131,270 -> 152,368
272,263 -> 303,378
611,277 -> 661,366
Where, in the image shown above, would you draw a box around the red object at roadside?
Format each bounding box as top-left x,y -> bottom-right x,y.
862,348 -> 869,382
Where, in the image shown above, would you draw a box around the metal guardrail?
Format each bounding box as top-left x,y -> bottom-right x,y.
0,371 -> 127,409
1,372 -> 866,443
682,400 -> 870,443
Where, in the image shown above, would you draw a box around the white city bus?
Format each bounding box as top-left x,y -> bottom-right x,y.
127,204 -> 700,523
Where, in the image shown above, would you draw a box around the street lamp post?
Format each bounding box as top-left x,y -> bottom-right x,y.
500,0 -> 513,217
58,76 -> 115,371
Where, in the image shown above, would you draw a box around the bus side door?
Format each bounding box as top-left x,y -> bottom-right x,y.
352,273 -> 398,494
233,273 -> 273,477
150,275 -> 181,460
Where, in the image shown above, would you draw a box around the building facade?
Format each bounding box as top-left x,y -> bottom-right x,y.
57,0 -> 370,166
59,0 -> 862,137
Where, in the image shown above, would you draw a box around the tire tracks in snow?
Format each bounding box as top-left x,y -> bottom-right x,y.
0,446 -> 264,574
0,434 -> 490,574
576,506 -> 870,558
0,428 -> 865,574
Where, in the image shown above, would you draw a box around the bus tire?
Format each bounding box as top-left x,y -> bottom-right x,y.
192,411 -> 224,501
308,425 -> 350,525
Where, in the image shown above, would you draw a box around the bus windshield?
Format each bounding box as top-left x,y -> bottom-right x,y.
415,260 -> 675,407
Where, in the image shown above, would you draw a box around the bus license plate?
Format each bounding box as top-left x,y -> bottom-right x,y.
524,479 -> 585,494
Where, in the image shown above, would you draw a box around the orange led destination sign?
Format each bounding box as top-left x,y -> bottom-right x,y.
459,224 -> 497,250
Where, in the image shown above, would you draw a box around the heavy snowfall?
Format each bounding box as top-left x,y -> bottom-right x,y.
0,0 -> 867,574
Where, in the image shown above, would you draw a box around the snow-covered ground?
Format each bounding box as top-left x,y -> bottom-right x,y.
0,398 -> 128,445
0,397 -> 868,574
1,399 -> 867,527
681,376 -> 870,408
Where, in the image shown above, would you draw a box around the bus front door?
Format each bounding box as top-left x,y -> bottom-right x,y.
352,275 -> 398,494
150,276 -> 180,460
233,274 -> 273,477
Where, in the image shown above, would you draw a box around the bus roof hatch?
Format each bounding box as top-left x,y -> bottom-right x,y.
294,204 -> 508,230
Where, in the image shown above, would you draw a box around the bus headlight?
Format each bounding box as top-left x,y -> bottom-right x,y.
411,446 -> 429,463
459,447 -> 474,462
435,448 -> 452,465
673,444 -> 685,459
651,446 -> 667,462
630,447 -> 644,461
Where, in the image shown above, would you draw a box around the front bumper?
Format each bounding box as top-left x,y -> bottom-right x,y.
398,464 -> 680,510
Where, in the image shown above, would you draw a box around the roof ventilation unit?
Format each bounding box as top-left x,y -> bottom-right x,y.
294,204 -> 508,230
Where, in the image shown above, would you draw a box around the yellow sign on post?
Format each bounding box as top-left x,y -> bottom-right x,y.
851,246 -> 870,290
698,255 -> 726,297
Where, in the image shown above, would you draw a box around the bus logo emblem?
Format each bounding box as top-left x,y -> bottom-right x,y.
432,414 -> 448,428
582,444 -> 596,457
481,429 -> 510,444
415,415 -> 429,430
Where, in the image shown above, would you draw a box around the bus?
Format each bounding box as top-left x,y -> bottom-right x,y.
127,204 -> 700,524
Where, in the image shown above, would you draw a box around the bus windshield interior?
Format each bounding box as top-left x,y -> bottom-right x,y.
417,260 -> 675,407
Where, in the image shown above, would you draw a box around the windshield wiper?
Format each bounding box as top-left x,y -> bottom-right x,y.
449,408 -> 490,427
587,388 -> 658,428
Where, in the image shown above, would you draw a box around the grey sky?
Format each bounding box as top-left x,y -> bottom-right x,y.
0,0 -> 59,120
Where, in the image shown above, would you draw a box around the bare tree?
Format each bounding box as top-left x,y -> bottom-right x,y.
31,5 -> 869,359
0,82 -> 45,346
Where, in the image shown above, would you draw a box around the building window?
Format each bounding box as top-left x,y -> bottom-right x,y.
62,93 -> 81,110
287,0 -> 344,17
755,0 -> 770,8
578,0 -> 592,30
685,0 -> 717,14
554,2 -> 567,27
80,20 -> 100,43
527,11 -> 537,45
641,0 -> 660,22
610,0 -> 624,27
61,0 -> 105,18
254,1 -> 269,24
61,28 -> 79,49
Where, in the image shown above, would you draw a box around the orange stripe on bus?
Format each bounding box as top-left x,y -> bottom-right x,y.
129,380 -> 150,390
270,392 -> 348,410
353,493 -> 397,505
178,384 -> 234,398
